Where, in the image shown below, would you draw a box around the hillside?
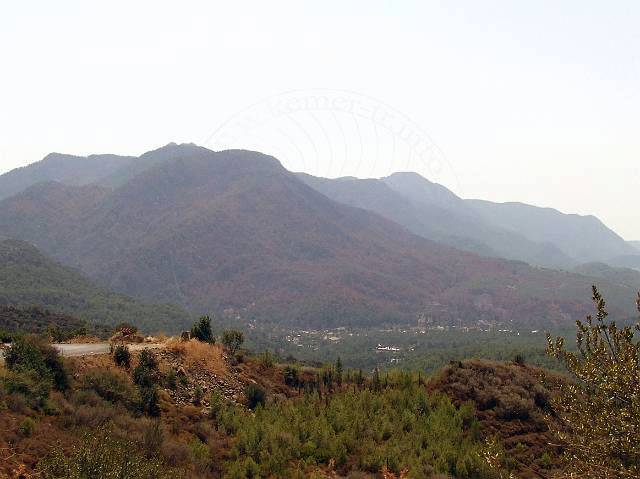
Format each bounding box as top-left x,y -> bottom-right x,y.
0,305 -> 111,339
0,239 -> 192,332
299,172 -> 574,268
572,262 -> 640,289
0,145 -> 636,329
467,199 -> 637,263
0,152 -> 135,201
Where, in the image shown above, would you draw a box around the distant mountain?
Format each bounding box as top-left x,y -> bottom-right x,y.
466,200 -> 636,264
0,239 -> 191,332
629,241 -> 640,252
0,145 -> 635,329
572,262 -> 640,290
606,254 -> 640,271
0,143 -> 215,202
0,152 -> 134,201
299,172 -> 574,268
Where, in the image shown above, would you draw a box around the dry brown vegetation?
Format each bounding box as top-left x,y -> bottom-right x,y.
165,339 -> 227,376
429,359 -> 566,478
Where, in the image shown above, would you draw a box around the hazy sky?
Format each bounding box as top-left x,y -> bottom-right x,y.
1,1 -> 639,239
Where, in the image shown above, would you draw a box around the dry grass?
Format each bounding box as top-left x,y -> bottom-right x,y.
165,339 -> 227,376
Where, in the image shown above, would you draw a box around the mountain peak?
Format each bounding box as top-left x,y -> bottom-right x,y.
386,171 -> 430,179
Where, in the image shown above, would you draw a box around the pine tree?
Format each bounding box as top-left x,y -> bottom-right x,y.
335,357 -> 343,389
546,286 -> 640,478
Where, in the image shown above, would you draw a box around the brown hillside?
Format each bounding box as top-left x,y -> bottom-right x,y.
0,144 -> 634,328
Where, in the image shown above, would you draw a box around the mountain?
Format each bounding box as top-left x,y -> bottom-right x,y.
0,152 -> 135,201
0,144 -> 635,329
572,262 -> 640,290
0,239 -> 192,332
606,254 -> 640,271
630,241 -> 640,252
0,143 -> 214,202
298,172 -> 574,268
466,200 -> 637,263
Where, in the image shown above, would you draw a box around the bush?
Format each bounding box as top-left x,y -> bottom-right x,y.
1,368 -> 52,409
191,316 -> 214,343
133,350 -> 159,388
283,365 -> 299,387
82,369 -> 139,411
132,350 -> 161,416
141,420 -> 164,458
165,369 -> 178,390
193,385 -> 204,405
38,426 -> 174,479
245,383 -> 266,410
18,417 -> 36,437
222,330 -> 244,354
257,350 -> 275,369
139,385 -> 161,417
113,344 -> 131,368
5,335 -> 68,391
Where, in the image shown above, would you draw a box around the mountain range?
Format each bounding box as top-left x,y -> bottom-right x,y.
298,172 -> 638,269
0,143 -> 637,329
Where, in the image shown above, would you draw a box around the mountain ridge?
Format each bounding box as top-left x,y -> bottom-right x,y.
0,145 -> 636,329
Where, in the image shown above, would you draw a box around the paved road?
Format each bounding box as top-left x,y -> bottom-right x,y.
52,343 -> 111,357
1,342 -> 163,361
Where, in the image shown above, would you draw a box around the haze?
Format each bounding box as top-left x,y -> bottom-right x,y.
1,0 -> 638,239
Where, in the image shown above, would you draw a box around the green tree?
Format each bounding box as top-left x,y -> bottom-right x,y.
222,330 -> 244,354
335,357 -> 343,388
191,315 -> 214,343
245,383 -> 266,410
113,344 -> 131,368
283,365 -> 299,388
133,350 -> 161,416
546,286 -> 640,479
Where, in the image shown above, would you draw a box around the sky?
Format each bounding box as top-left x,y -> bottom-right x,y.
1,1 -> 639,239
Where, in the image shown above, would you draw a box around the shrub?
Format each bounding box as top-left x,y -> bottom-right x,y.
1,368 -> 52,409
165,368 -> 178,390
257,350 -> 275,369
38,426 -> 174,479
133,350 -> 159,388
245,383 -> 266,410
82,369 -> 139,411
18,417 -> 36,437
191,316 -> 214,343
222,330 -> 244,354
193,385 -> 204,405
139,385 -> 161,417
141,420 -> 164,458
113,344 -> 131,368
283,365 -> 299,387
208,390 -> 224,421
5,335 -> 68,391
